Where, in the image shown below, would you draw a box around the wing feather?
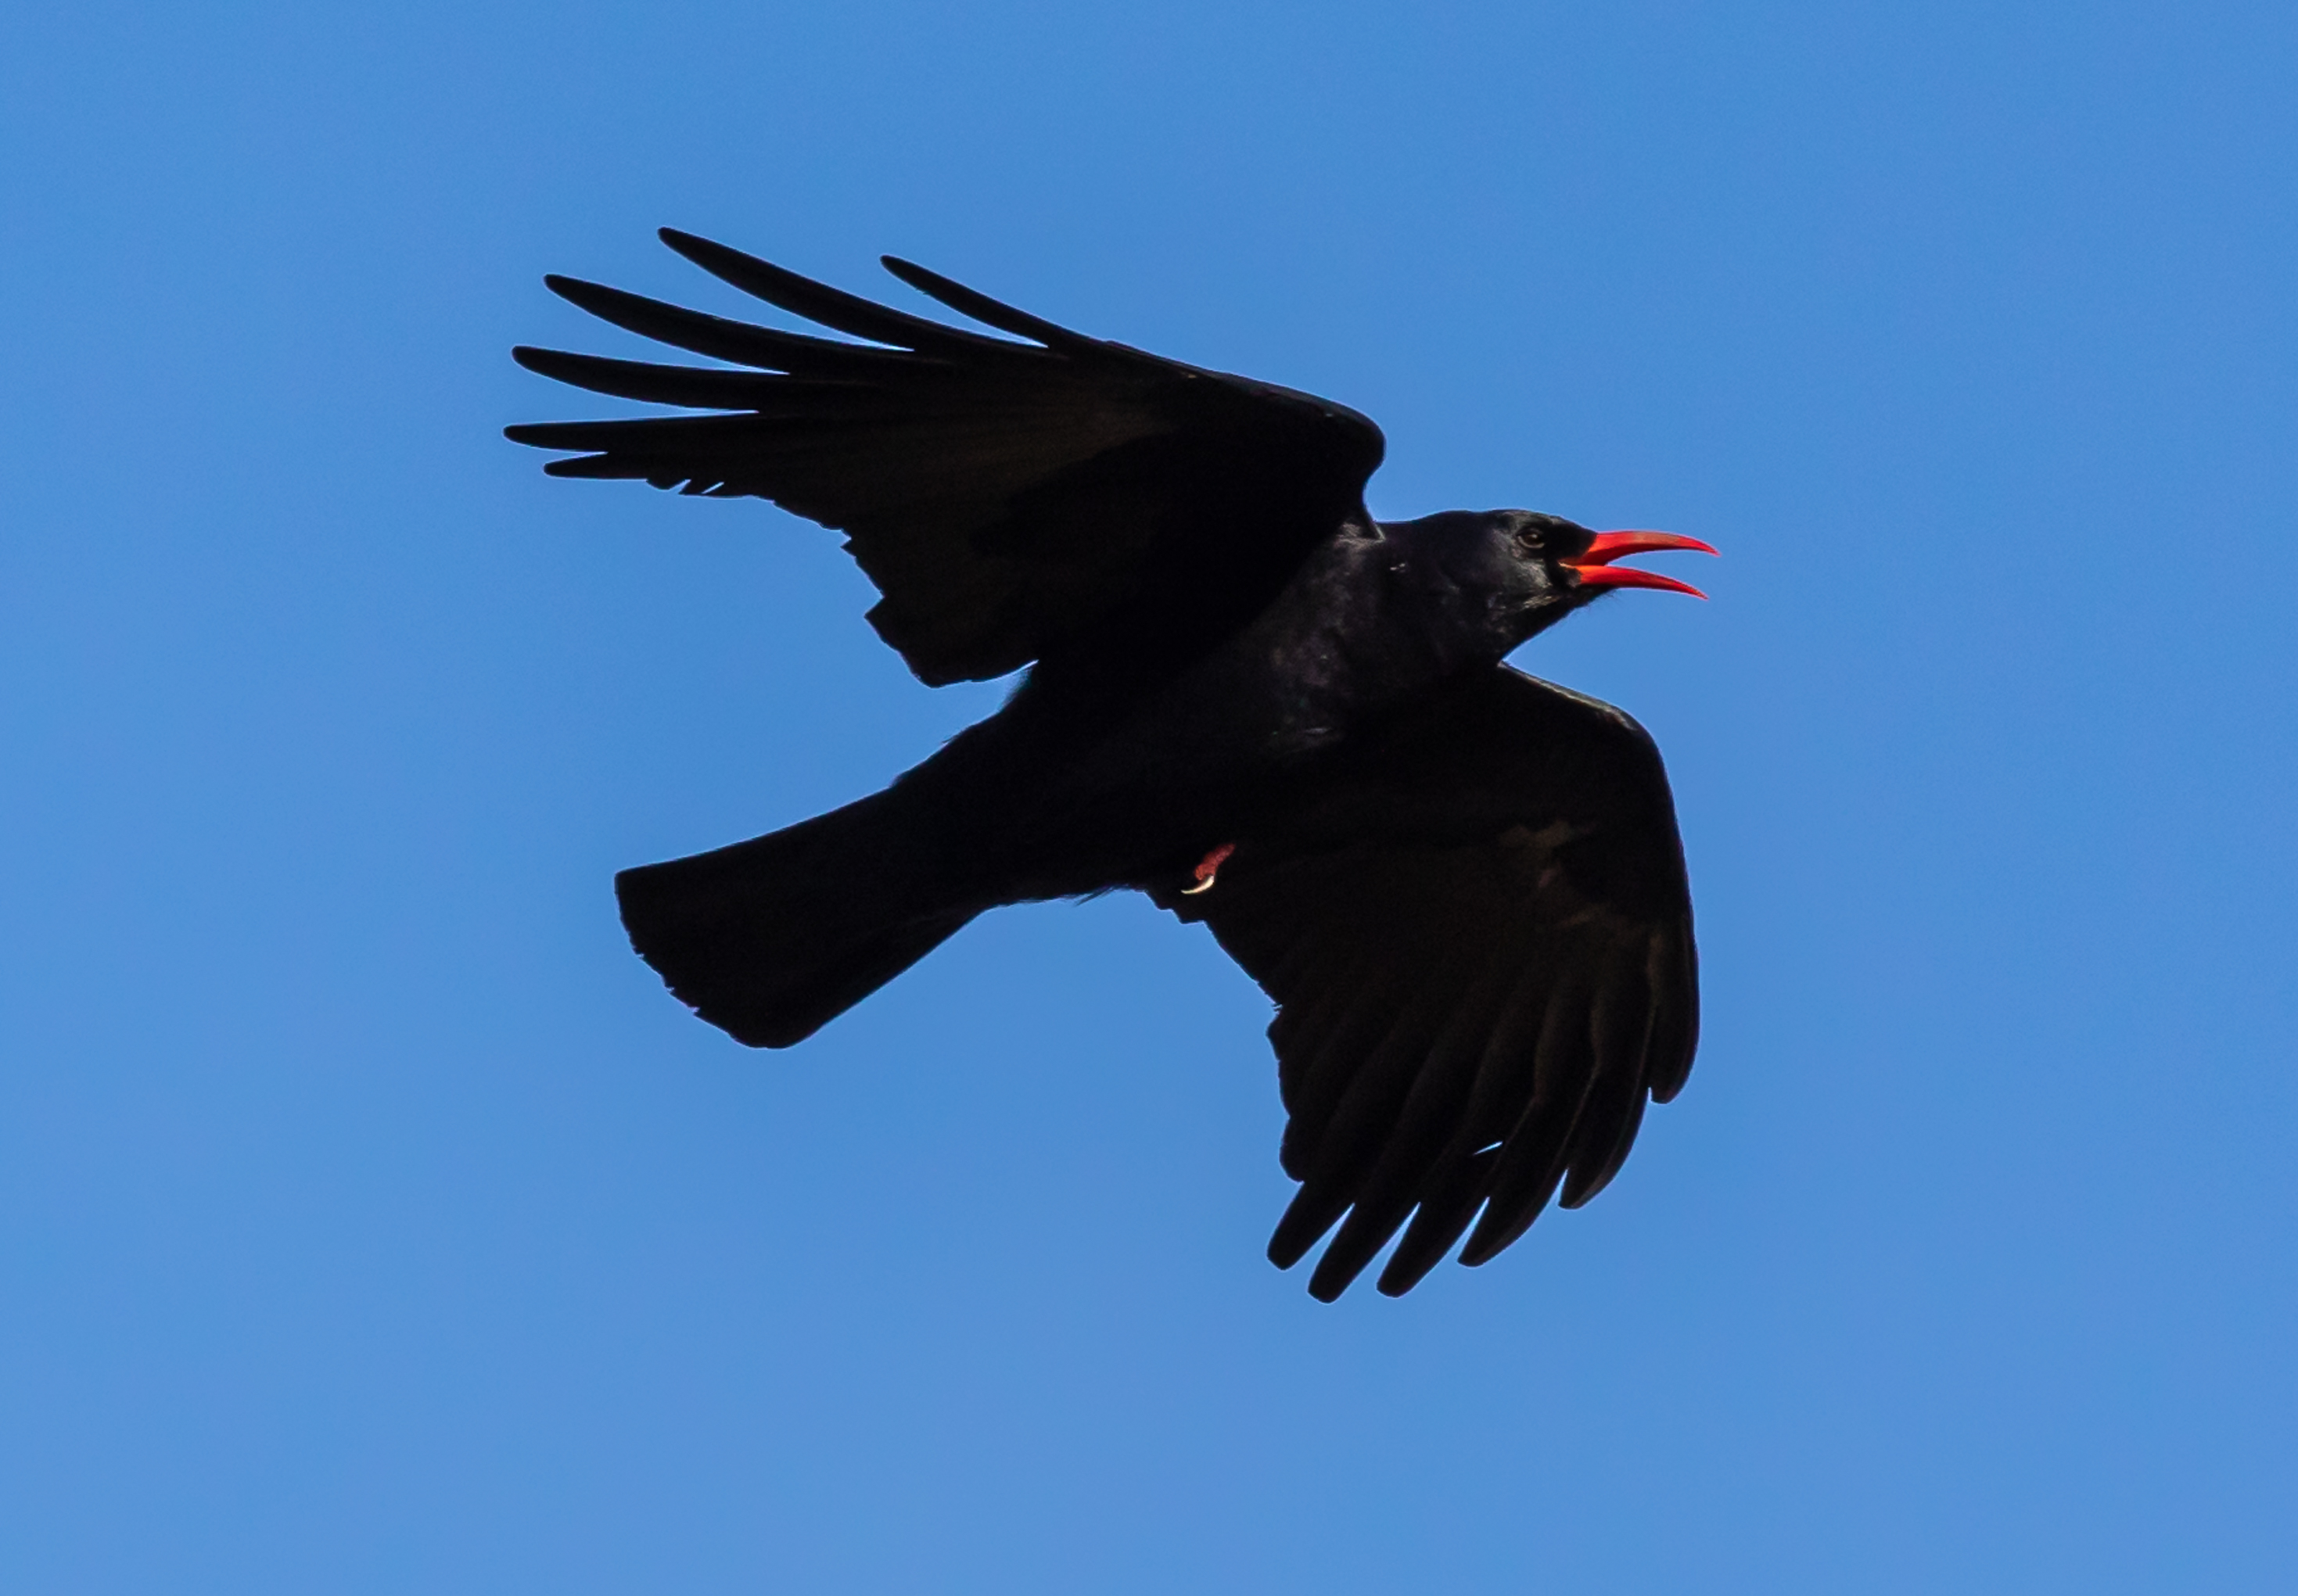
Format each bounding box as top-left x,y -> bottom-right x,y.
659,228 -> 1029,357
1158,665 -> 1699,1299
541,275 -> 919,376
511,230 -> 1384,688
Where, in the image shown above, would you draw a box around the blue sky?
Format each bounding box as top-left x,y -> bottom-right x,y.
4,2 -> 2295,1591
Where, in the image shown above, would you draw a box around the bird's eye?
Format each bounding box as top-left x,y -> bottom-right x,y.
1514,527 -> 1545,551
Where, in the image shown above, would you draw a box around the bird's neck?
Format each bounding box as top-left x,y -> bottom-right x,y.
1183,525 -> 1518,757
1346,522 -> 1531,676
980,525 -> 1533,790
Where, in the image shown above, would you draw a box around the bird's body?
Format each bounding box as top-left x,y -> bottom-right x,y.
512,231 -> 1711,1299
838,514 -> 1542,895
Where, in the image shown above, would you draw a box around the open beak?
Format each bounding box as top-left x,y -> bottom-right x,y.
1565,529 -> 1718,600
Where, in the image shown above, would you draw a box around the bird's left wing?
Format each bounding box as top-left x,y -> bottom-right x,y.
1154,665 -> 1699,1300
507,231 -> 1384,687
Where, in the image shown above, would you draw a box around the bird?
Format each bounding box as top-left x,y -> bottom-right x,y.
508,228 -> 1712,1300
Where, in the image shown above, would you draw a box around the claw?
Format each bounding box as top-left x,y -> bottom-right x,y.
1180,841 -> 1235,895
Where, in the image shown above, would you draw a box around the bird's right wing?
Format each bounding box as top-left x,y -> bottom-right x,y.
507,231 -> 1385,687
1155,665 -> 1699,1300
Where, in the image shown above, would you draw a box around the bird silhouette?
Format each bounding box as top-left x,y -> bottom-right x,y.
508,229 -> 1712,1299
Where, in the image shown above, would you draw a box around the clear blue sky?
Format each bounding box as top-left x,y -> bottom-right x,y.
4,2 -> 2294,1591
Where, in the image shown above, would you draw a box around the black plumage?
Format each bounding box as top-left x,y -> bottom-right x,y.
508,229 -> 1711,1300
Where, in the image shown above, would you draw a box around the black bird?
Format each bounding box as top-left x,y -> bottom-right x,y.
508,229 -> 1713,1300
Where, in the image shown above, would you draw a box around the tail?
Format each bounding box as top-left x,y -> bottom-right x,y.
614,790 -> 977,1049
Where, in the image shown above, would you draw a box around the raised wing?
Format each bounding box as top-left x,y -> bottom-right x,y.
1158,666 -> 1698,1300
507,230 -> 1385,687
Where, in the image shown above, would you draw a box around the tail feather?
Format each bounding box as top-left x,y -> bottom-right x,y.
615,794 -> 976,1048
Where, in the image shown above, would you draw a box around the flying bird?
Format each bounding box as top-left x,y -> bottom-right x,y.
508,229 -> 1711,1300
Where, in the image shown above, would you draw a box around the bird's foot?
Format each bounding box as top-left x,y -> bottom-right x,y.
1180,842 -> 1236,895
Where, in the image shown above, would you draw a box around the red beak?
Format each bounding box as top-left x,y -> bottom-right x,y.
1564,529 -> 1718,600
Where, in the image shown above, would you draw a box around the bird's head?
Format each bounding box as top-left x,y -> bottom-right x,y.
1423,510 -> 1715,651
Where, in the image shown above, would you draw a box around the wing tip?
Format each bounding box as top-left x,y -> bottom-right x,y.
878,253 -> 1082,348
541,273 -> 630,318
658,226 -> 752,281
1266,1185 -> 1346,1273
